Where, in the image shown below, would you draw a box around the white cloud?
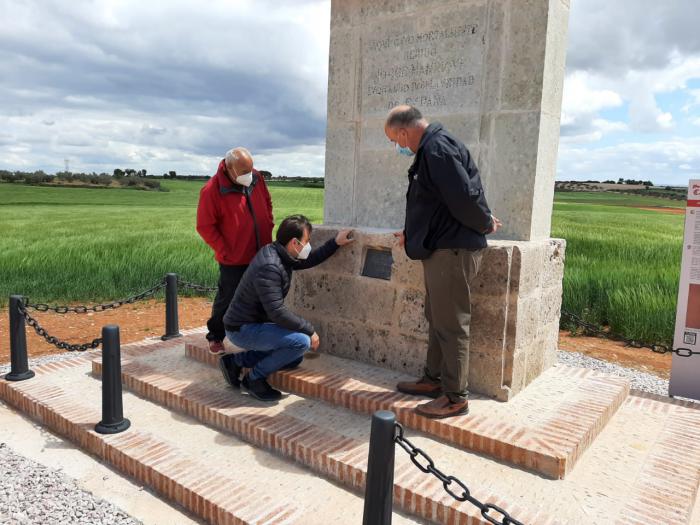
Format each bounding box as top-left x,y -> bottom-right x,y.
683,89 -> 700,113
0,0 -> 332,174
559,137 -> 700,185
1,0 -> 699,185
561,0 -> 700,147
562,72 -> 623,119
592,119 -> 628,134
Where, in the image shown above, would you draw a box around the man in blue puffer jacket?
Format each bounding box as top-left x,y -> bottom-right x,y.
220,215 -> 354,401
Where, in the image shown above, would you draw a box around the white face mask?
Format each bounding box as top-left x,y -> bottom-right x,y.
236,171 -> 253,187
296,240 -> 312,260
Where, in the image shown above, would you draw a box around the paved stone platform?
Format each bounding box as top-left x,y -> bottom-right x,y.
0,338 -> 423,524
93,334 -> 554,525
187,339 -> 629,479
2,330 -> 700,524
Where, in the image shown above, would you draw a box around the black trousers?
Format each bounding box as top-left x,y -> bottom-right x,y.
206,264 -> 248,342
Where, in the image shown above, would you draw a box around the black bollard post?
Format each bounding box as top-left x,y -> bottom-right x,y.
5,295 -> 35,381
95,325 -> 131,435
161,273 -> 182,340
362,410 -> 396,525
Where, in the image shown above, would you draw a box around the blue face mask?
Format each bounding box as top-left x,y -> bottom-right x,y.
395,142 -> 415,157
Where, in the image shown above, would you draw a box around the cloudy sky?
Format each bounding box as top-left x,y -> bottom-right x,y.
0,0 -> 698,184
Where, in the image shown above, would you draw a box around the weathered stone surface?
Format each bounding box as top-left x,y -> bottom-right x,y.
397,288 -> 428,337
500,0 -> 548,111
293,272 -> 397,328
292,226 -> 565,400
488,110 -> 540,239
542,238 -> 567,287
320,318 -> 427,375
325,0 -> 570,240
324,123 -> 358,226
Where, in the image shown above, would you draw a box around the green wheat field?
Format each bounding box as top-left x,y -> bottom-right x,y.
0,180 -> 685,346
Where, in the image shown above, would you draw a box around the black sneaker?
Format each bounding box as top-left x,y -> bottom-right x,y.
219,354 -> 242,388
241,374 -> 282,402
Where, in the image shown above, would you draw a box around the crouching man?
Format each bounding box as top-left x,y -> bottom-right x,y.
219,215 -> 354,401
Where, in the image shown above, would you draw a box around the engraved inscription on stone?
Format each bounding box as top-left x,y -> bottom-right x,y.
361,248 -> 394,280
361,6 -> 487,117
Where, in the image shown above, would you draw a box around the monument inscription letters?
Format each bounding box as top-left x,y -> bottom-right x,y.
361,6 -> 486,118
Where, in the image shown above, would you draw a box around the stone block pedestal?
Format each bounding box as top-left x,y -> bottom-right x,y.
289,226 -> 566,401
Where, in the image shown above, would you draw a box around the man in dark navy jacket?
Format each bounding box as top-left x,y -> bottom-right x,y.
220,215 -> 354,401
196,147 -> 274,355
385,105 -> 502,418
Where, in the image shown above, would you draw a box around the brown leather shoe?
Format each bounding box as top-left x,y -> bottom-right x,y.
396,378 -> 442,398
415,395 -> 469,419
208,340 -> 225,356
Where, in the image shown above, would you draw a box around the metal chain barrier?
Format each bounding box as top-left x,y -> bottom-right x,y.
561,309 -> 700,358
23,280 -> 166,314
177,279 -> 217,294
18,303 -> 102,352
393,423 -> 524,525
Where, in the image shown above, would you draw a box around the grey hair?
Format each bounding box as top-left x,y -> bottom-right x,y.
224,147 -> 252,167
386,106 -> 424,129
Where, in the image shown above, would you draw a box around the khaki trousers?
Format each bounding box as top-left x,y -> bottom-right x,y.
422,248 -> 483,401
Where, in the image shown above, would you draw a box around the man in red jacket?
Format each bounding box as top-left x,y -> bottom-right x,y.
196,147 -> 274,355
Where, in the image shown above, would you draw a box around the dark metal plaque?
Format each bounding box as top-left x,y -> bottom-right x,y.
361,249 -> 393,280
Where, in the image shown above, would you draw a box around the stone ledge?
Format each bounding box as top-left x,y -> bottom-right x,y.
187,340 -> 629,479
289,226 -> 565,400
91,353 -> 553,525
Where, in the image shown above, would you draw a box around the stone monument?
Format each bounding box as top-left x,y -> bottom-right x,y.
289,0 -> 570,401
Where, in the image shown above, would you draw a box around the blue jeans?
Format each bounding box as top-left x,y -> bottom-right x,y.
225,324 -> 311,380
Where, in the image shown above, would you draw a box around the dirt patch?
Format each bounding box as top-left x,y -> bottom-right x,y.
0,298 -> 212,363
0,297 -> 673,380
559,331 -> 671,379
634,206 -> 685,215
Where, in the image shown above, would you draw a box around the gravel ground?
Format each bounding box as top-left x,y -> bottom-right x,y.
556,350 -> 670,396
0,443 -> 141,525
0,351 -> 97,377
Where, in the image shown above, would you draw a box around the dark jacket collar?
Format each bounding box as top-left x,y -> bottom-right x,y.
408,123 -> 443,177
273,241 -> 297,267
417,122 -> 443,153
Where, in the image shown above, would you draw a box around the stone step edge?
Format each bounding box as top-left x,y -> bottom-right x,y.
614,406 -> 700,524
91,358 -> 557,525
185,343 -> 564,478
0,365 -> 302,525
187,342 -> 630,479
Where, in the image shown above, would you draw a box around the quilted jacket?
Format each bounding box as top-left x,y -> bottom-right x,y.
223,238 -> 339,335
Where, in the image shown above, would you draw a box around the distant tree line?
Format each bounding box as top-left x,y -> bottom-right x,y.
554,178 -> 686,201
557,179 -> 655,186
0,169 -> 162,191
0,168 -> 325,190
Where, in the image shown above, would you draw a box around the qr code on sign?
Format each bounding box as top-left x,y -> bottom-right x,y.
684,331 -> 697,345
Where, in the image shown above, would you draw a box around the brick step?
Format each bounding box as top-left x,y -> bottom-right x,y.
93,343 -> 556,525
5,332 -> 699,524
0,360 -> 302,524
0,346 -> 428,525
186,340 -> 630,479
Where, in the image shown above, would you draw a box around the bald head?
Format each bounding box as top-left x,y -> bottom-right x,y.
225,147 -> 254,175
384,105 -> 429,154
385,105 -> 426,130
